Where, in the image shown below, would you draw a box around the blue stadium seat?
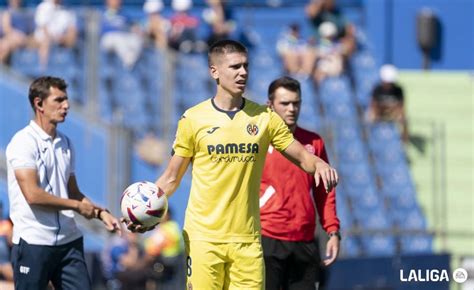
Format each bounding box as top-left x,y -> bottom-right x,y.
334,121 -> 363,142
339,162 -> 374,189
335,192 -> 353,227
393,207 -> 427,230
298,80 -> 321,132
10,48 -> 42,77
400,234 -> 433,254
0,179 -> 9,218
175,53 -> 212,110
325,102 -> 358,120
336,139 -> 368,164
355,74 -> 377,109
48,46 -> 76,68
351,50 -> 377,74
369,121 -> 401,142
341,236 -> 363,258
349,186 -> 383,211
361,234 -> 397,257
355,207 -> 392,230
377,163 -> 413,189
393,190 -> 418,210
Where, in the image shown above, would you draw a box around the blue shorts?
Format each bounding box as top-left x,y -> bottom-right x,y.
11,237 -> 91,290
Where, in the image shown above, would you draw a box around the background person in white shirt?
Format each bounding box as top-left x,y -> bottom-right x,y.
6,76 -> 121,290
34,0 -> 77,68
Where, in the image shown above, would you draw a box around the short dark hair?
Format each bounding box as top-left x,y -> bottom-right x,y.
268,76 -> 301,101
28,76 -> 67,111
208,39 -> 248,67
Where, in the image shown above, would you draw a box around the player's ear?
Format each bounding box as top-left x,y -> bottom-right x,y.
209,65 -> 219,80
267,100 -> 273,109
34,97 -> 44,112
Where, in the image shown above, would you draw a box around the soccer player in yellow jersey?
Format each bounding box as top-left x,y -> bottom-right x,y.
125,39 -> 339,290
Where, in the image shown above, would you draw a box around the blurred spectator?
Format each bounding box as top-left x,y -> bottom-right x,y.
144,209 -> 185,290
276,23 -> 316,78
34,0 -> 77,68
0,219 -> 13,290
100,0 -> 143,69
169,0 -> 206,53
313,21 -> 344,83
135,134 -> 168,166
102,228 -> 153,290
305,0 -> 356,57
143,0 -> 169,50
367,64 -> 409,142
0,0 -> 33,64
202,0 -> 235,47
202,0 -> 256,51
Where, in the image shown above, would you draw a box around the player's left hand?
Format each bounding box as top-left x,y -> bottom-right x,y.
314,160 -> 339,193
99,211 -> 122,236
120,218 -> 156,233
322,235 -> 340,266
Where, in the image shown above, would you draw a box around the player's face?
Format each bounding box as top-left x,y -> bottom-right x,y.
270,87 -> 301,128
212,52 -> 248,97
39,87 -> 69,124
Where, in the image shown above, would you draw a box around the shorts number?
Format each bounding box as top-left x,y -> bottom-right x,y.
186,256 -> 192,277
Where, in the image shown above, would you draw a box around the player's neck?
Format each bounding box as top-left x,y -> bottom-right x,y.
213,92 -> 243,111
289,124 -> 297,133
34,117 -> 57,139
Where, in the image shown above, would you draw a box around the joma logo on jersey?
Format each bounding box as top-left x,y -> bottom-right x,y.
207,143 -> 259,154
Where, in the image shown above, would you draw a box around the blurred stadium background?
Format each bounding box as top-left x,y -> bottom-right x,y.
0,0 -> 472,289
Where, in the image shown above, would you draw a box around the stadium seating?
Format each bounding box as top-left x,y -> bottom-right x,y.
0,2 -> 434,259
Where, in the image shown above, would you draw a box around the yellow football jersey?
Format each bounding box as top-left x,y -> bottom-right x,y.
174,98 -> 294,243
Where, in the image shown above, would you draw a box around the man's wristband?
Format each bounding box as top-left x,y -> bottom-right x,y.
96,208 -> 110,220
328,231 -> 341,241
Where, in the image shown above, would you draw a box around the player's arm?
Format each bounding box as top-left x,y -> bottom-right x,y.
282,140 -> 338,192
155,154 -> 192,198
67,175 -> 97,218
14,168 -> 91,215
312,169 -> 340,267
68,176 -> 121,233
124,154 -> 191,233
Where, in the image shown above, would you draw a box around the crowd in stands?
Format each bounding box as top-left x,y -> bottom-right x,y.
0,0 -> 33,64
102,209 -> 185,290
275,0 -> 356,84
0,0 -> 77,68
0,0 -> 413,285
367,64 -> 408,142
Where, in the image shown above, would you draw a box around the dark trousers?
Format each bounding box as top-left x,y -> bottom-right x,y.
262,236 -> 321,290
11,237 -> 91,290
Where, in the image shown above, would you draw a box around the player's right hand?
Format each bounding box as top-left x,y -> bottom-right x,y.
77,201 -> 96,219
314,160 -> 339,193
120,218 -> 156,233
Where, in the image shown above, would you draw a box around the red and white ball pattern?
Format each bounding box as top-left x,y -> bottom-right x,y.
120,181 -> 168,227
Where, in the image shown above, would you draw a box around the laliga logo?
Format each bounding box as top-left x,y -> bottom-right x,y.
399,268 -> 468,283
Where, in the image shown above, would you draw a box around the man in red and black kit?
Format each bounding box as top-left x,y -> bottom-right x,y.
260,76 -> 340,290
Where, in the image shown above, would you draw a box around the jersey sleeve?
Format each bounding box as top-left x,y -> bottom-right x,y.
6,134 -> 37,170
268,109 -> 294,152
172,114 -> 195,158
